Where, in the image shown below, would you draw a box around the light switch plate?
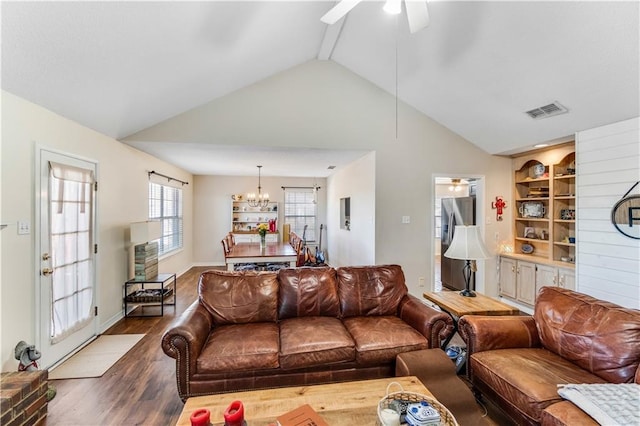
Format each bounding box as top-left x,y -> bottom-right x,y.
18,220 -> 30,235
402,216 -> 410,224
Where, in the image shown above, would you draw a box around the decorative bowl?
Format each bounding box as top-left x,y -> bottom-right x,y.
521,244 -> 534,254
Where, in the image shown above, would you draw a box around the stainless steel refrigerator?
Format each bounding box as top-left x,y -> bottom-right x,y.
441,196 -> 476,291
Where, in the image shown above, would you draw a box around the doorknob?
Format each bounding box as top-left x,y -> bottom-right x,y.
41,267 -> 54,276
42,253 -> 50,261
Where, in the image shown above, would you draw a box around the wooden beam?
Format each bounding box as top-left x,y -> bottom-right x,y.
317,15 -> 346,60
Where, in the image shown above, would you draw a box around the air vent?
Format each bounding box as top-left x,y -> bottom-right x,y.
327,165 -> 336,169
525,102 -> 568,120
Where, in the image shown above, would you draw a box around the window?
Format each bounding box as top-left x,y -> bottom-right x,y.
49,161 -> 95,342
149,182 -> 183,256
284,188 -> 316,242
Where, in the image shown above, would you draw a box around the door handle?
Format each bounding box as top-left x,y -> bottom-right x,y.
42,253 -> 50,261
41,267 -> 54,276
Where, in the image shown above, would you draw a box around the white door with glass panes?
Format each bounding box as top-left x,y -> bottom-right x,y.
37,149 -> 98,368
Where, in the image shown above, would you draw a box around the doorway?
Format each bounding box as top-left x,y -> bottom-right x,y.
433,176 -> 484,292
36,148 -> 99,368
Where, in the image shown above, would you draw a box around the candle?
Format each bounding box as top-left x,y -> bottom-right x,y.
190,408 -> 210,426
380,408 -> 400,426
224,400 -> 245,426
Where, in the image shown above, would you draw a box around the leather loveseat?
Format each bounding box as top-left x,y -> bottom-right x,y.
162,264 -> 453,400
459,286 -> 640,426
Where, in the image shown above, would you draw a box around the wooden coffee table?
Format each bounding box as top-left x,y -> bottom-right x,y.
423,291 -> 520,348
176,376 -> 434,425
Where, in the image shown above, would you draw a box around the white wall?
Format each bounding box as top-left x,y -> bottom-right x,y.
193,175 -> 326,264
372,102 -> 512,297
576,117 -> 640,308
1,91 -> 194,371
126,60 -> 513,298
327,152 -> 376,267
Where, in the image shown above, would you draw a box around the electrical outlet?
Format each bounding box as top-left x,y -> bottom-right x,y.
418,277 -> 425,287
17,220 -> 30,235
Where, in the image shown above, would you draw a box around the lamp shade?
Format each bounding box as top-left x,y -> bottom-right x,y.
130,221 -> 162,244
444,225 -> 492,260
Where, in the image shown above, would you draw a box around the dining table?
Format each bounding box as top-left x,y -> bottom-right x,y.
225,241 -> 298,271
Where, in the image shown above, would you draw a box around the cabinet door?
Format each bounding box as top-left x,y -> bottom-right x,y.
535,264 -> 558,296
265,234 -> 278,243
516,261 -> 537,305
233,234 -> 253,243
499,257 -> 517,299
558,268 -> 575,291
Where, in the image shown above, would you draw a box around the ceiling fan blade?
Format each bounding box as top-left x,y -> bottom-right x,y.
320,0 -> 364,25
405,0 -> 430,33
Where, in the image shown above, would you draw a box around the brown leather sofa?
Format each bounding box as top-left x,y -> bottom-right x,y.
459,287 -> 640,426
162,264 -> 453,400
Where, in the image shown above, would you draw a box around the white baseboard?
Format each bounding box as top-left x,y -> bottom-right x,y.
100,310 -> 124,334
191,262 -> 225,267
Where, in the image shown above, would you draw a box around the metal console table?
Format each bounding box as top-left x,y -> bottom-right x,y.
124,272 -> 176,317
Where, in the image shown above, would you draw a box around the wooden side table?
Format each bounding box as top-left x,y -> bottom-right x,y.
423,291 -> 520,349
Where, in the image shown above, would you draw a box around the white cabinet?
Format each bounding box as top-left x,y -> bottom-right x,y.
535,264 -> 558,295
558,268 -> 575,291
499,257 -> 517,299
500,255 -> 576,306
231,201 -> 279,242
233,233 -> 278,244
516,261 -> 537,305
232,201 -> 278,231
500,258 -> 536,305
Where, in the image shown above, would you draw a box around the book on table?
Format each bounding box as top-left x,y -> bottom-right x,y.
276,404 -> 328,426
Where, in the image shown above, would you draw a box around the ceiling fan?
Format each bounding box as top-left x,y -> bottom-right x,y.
320,0 -> 430,34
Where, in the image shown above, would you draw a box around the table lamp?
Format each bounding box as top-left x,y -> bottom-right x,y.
130,220 -> 162,245
443,225 -> 492,297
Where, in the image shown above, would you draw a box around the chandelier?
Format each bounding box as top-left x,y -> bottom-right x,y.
449,178 -> 463,192
247,165 -> 269,208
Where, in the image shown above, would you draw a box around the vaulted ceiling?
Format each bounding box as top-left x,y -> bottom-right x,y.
2,1 -> 638,176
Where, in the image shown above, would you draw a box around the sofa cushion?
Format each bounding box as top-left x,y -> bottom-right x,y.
535,287 -> 640,383
277,267 -> 340,319
279,316 -> 355,369
471,348 -> 607,423
198,270 -> 279,325
540,401 -> 598,426
197,323 -> 279,373
343,316 -> 428,365
337,265 -> 408,317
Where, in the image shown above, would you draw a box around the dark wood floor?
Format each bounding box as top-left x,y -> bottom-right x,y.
46,265 -> 510,425
46,266 -> 215,425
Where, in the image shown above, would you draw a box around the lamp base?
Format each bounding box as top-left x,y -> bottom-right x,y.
459,289 -> 476,297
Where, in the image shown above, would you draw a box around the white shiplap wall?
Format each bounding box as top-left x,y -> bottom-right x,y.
576,117 -> 640,309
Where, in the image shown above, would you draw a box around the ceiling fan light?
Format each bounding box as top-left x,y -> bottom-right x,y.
405,0 -> 430,33
383,0 -> 402,15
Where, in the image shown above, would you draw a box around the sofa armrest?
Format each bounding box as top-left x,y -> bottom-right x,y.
161,300 -> 213,400
458,315 -> 541,356
398,295 -> 454,349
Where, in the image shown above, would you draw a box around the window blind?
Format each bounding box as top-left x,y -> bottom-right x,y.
284,188 -> 316,242
149,182 -> 183,256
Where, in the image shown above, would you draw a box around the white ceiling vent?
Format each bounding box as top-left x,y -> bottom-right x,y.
525,102 -> 569,120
